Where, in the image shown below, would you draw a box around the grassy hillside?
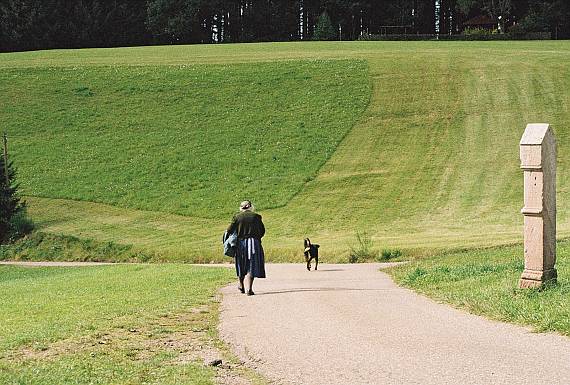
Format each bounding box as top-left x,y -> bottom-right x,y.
1,41 -> 570,261
1,60 -> 369,219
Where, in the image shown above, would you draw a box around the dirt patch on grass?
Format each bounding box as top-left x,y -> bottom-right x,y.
4,302 -> 264,385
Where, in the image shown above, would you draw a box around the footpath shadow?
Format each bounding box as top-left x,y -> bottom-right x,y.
257,287 -> 391,296
312,268 -> 345,272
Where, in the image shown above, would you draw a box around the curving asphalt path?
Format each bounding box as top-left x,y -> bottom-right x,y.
219,263 -> 570,385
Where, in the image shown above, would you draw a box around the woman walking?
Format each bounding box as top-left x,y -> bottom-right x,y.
226,200 -> 266,295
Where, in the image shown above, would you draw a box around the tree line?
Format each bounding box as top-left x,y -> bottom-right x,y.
0,0 -> 568,52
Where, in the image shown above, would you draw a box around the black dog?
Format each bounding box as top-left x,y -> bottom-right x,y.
303,238 -> 320,271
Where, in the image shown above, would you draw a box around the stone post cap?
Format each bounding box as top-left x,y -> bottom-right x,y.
520,124 -> 554,170
520,123 -> 551,146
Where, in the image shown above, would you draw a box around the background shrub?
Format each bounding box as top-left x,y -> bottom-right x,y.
348,231 -> 376,263
7,209 -> 34,242
462,27 -> 497,36
378,248 -> 402,261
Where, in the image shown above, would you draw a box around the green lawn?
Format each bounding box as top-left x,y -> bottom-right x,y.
387,240 -> 570,336
0,264 -> 237,384
1,41 -> 570,260
1,60 -> 369,219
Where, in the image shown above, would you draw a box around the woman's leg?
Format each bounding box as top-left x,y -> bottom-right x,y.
238,276 -> 245,293
236,250 -> 246,293
245,273 -> 255,295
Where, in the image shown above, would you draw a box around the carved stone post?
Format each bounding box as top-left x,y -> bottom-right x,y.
519,124 -> 557,288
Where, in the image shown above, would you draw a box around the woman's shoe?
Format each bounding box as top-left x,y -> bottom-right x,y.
238,287 -> 245,294
247,290 -> 255,296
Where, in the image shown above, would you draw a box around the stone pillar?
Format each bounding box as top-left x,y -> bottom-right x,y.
519,124 -> 557,288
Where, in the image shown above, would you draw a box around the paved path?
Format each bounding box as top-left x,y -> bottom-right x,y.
219,264 -> 570,385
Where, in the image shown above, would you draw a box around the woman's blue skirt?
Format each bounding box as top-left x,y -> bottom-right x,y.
235,237 -> 266,278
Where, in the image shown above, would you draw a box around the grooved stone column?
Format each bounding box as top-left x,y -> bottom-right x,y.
519,124 -> 557,288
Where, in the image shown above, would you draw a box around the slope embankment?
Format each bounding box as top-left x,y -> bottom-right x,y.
2,42 -> 570,260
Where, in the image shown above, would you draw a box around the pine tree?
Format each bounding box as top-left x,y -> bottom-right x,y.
0,148 -> 29,243
313,11 -> 337,40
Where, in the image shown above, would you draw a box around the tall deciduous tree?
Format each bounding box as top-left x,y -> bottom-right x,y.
485,0 -> 512,32
146,0 -> 203,44
0,0 -> 147,51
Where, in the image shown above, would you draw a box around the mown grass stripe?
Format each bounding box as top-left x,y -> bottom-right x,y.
2,42 -> 570,258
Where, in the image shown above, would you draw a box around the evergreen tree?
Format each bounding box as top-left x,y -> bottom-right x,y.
313,11 -> 337,40
0,148 -> 29,243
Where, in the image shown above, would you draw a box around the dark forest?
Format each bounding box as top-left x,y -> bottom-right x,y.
1,0 -> 568,52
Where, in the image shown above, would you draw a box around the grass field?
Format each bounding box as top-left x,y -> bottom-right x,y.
0,264 -> 257,385
387,240 -> 570,336
1,60 -> 369,219
1,41 -> 570,260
